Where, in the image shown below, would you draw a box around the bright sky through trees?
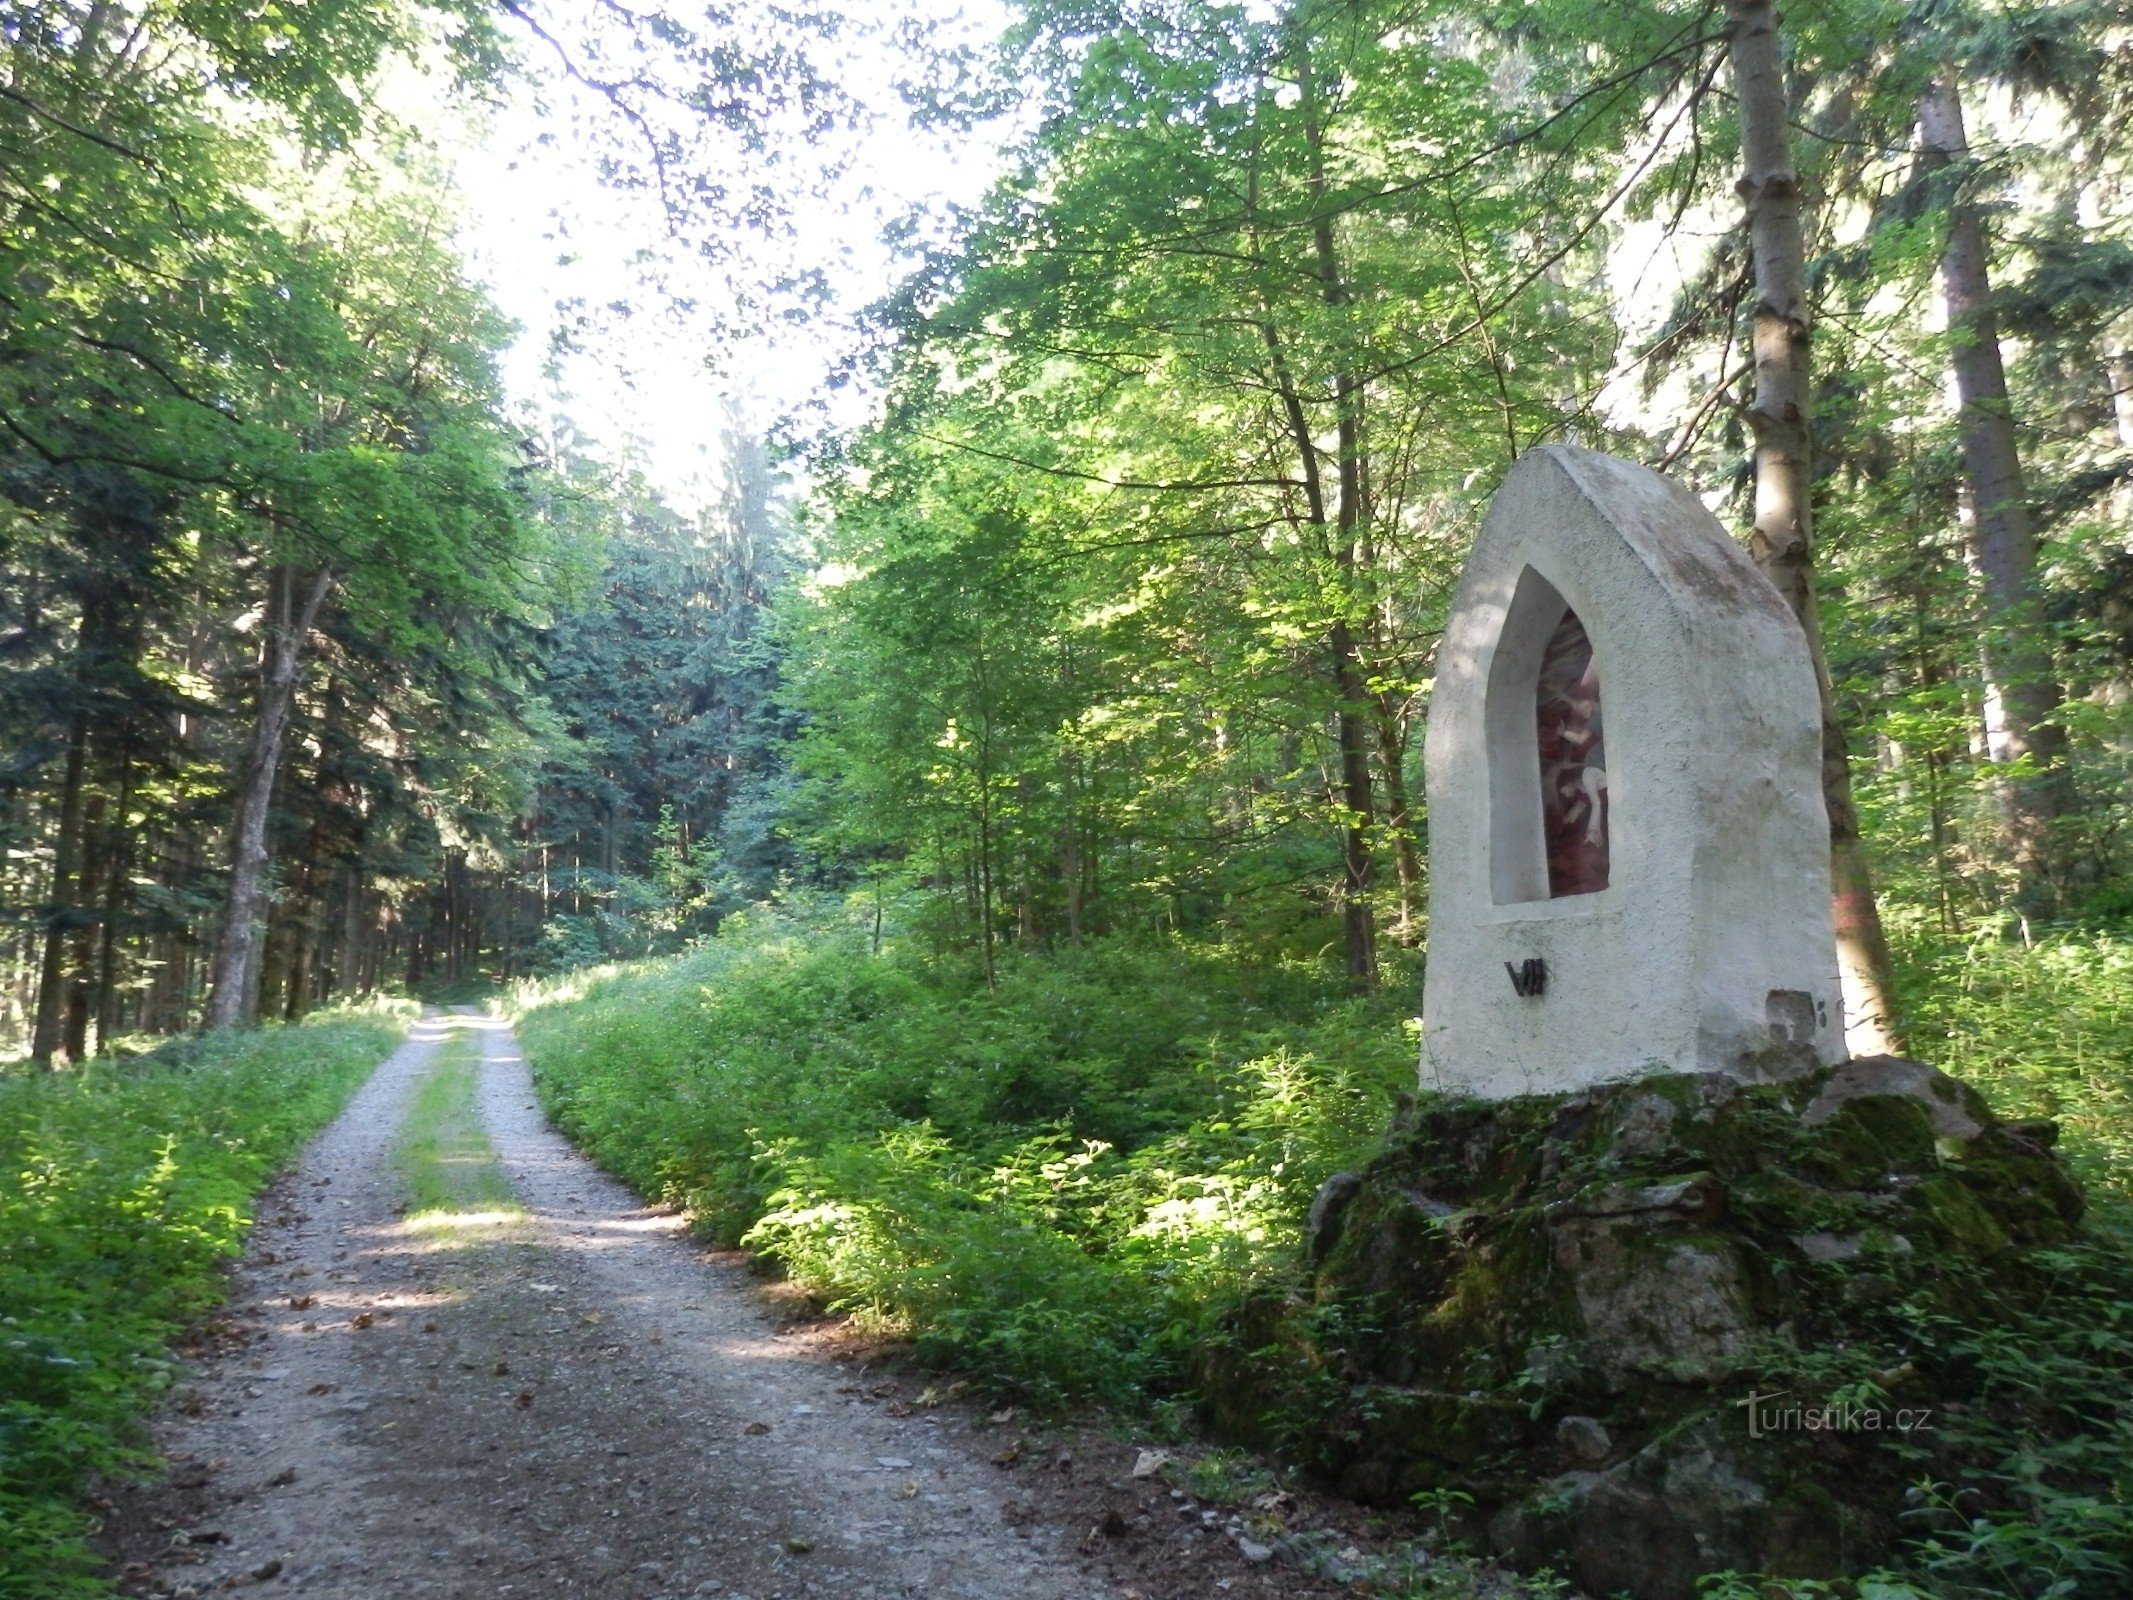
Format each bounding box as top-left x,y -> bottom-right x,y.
445,0 -> 1015,510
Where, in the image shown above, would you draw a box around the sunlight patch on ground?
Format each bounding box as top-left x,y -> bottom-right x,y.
406,1208 -> 526,1232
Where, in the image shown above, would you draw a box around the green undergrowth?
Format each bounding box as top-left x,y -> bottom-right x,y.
1712,923 -> 2133,1600
517,904 -> 2133,1599
1866,929 -> 2133,1597
1896,924 -> 2133,1204
515,901 -> 1417,1410
0,1006 -> 405,1599
394,1021 -> 521,1232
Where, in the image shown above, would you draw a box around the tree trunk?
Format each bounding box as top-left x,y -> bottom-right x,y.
1373,702 -> 1424,943
92,753 -> 136,1050
1296,46 -> 1377,991
29,710 -> 91,1067
206,565 -> 333,1030
59,789 -> 106,1063
1331,622 -> 1378,990
975,774 -> 997,989
1727,0 -> 1903,1053
2107,350 -> 2133,450
338,866 -> 368,996
1060,814 -> 1084,947
280,816 -> 327,1021
1917,75 -> 2072,914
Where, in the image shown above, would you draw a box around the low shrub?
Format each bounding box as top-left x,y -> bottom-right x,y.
515,904 -> 1416,1408
1897,925 -> 2133,1203
0,1009 -> 402,1598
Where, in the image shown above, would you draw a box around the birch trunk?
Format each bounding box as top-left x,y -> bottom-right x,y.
1917,75 -> 2072,913
1727,0 -> 1903,1052
206,565 -> 333,1030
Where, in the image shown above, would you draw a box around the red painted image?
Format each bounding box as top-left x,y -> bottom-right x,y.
1536,606 -> 1609,896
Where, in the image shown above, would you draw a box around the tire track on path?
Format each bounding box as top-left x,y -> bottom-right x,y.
101,1012 -> 1112,1600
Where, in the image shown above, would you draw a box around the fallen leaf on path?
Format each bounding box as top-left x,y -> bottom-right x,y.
1132,1449 -> 1171,1479
350,1313 -> 374,1330
580,1313 -> 602,1326
493,1361 -> 510,1376
288,1296 -> 315,1311
992,1441 -> 1022,1467
514,1391 -> 534,1409
784,1537 -> 814,1554
743,1421 -> 771,1435
306,1383 -> 338,1396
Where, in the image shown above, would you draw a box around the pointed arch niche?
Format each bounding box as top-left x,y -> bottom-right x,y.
1486,566 -> 1610,904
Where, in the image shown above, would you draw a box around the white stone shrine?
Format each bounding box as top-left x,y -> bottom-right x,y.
1420,444 -> 1845,1100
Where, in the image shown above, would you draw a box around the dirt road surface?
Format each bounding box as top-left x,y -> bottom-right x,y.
96,1013 -> 1124,1600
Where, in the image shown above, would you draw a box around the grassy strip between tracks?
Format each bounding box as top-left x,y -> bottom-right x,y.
394,1020 -> 523,1238
0,1007 -> 407,1600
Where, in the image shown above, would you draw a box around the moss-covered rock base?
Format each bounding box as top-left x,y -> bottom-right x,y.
1203,1057 -> 2086,1600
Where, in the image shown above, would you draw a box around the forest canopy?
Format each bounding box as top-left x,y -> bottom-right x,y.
3,0 -> 2132,1057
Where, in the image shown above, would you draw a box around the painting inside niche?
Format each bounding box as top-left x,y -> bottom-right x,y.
1535,604 -> 1609,896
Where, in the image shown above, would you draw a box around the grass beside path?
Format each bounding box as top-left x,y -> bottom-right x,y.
0,1006 -> 407,1600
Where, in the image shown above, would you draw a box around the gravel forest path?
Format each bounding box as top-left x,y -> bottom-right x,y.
100,1012 -> 1120,1600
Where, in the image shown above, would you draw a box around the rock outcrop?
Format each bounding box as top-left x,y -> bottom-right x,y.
1202,1058 -> 2086,1600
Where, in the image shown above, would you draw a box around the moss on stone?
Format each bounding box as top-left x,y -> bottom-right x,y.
1201,1056 -> 2091,1600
